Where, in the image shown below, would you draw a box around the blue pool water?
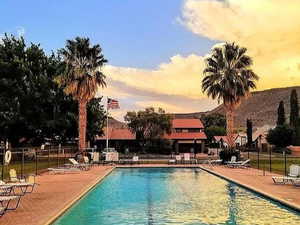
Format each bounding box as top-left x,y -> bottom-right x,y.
53,168 -> 300,225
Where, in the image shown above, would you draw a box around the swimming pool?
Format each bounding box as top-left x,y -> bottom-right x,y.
53,168 -> 300,225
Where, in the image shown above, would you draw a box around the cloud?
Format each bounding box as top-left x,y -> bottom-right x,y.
100,54 -> 218,121
182,0 -> 300,90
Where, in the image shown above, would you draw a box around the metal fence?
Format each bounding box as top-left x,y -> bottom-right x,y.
241,148 -> 300,175
0,146 -> 78,181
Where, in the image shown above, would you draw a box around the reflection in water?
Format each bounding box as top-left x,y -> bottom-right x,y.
54,168 -> 300,225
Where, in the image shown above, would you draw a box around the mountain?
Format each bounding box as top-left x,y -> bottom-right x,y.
173,86 -> 300,129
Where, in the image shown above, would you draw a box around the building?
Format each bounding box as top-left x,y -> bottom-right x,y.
164,119 -> 207,153
212,133 -> 247,148
96,127 -> 136,152
96,118 -> 207,153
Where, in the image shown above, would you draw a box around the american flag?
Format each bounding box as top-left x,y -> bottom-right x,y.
107,98 -> 120,109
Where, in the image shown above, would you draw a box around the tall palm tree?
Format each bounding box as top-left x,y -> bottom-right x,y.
57,37 -> 107,151
202,42 -> 258,148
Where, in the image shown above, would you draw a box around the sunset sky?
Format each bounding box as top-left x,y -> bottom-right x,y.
2,0 -> 300,121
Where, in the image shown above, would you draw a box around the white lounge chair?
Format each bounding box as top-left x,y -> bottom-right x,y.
272,164 -> 300,184
68,158 -> 89,170
227,159 -> 250,168
0,195 -> 21,216
48,167 -> 80,174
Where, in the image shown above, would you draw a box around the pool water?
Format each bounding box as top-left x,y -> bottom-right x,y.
53,168 -> 300,225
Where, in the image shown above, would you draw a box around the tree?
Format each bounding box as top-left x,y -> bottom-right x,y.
277,101 -> 286,126
124,107 -> 172,152
205,126 -> 226,142
201,113 -> 226,128
202,42 -> 258,148
266,125 -> 293,148
290,89 -> 299,128
246,119 -> 253,147
57,37 -> 107,151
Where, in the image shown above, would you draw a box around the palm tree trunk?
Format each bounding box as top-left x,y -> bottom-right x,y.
78,100 -> 87,151
226,107 -> 235,149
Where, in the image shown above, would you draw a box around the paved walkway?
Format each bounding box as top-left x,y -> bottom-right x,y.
0,166 -> 114,225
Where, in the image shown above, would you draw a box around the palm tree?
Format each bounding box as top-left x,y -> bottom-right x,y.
57,37 -> 107,151
202,42 -> 258,148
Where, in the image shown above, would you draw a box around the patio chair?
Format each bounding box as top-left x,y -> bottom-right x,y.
92,152 -> 100,164
183,153 -> 191,164
83,156 -> 93,169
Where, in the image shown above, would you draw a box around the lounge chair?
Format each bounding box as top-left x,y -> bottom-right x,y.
225,156 -> 237,166
168,158 -> 176,164
48,167 -> 80,174
68,158 -> 89,170
83,156 -> 93,169
272,165 -> 300,184
0,195 -> 21,216
227,159 -> 250,168
8,169 -> 36,194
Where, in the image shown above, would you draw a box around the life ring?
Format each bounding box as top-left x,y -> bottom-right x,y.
4,151 -> 12,165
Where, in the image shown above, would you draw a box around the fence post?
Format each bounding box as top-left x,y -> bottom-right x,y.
2,148 -> 5,181
248,150 -> 249,159
57,148 -> 59,167
48,148 -> 50,169
257,148 -> 260,170
35,149 -> 38,176
284,150 -> 287,176
21,148 -> 24,178
269,147 -> 272,173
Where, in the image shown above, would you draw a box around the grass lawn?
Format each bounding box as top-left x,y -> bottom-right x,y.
247,154 -> 300,175
1,156 -> 68,181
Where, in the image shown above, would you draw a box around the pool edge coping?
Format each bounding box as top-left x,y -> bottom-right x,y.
43,167 -> 115,225
199,166 -> 300,213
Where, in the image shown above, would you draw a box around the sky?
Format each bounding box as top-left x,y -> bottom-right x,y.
1,0 -> 300,121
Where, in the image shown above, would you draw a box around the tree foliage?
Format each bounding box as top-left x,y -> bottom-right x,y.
266,125 -> 293,148
0,35 -> 105,147
124,107 -> 172,151
277,101 -> 286,126
56,37 -> 107,150
201,113 -> 226,128
202,42 -> 258,148
205,126 -> 226,142
290,89 -> 299,128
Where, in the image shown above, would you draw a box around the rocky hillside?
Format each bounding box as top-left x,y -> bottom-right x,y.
174,86 -> 300,129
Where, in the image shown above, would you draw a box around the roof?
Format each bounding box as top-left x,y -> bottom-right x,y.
213,134 -> 239,144
97,127 -> 136,140
172,119 -> 204,129
164,132 -> 207,140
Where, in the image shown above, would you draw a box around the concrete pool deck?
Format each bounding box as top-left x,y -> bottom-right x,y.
0,166 -> 114,225
1,164 -> 300,225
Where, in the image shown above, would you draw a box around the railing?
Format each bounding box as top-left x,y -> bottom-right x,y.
240,148 -> 300,175
0,146 -> 78,181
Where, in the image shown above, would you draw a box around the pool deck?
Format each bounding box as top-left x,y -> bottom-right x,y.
0,166 -> 114,225
1,164 -> 300,225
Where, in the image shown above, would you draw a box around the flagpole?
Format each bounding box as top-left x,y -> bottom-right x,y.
106,97 -> 109,149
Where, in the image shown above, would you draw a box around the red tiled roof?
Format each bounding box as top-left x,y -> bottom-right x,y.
164,132 -> 207,140
214,135 -> 238,143
97,127 -> 136,140
172,119 -> 204,128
